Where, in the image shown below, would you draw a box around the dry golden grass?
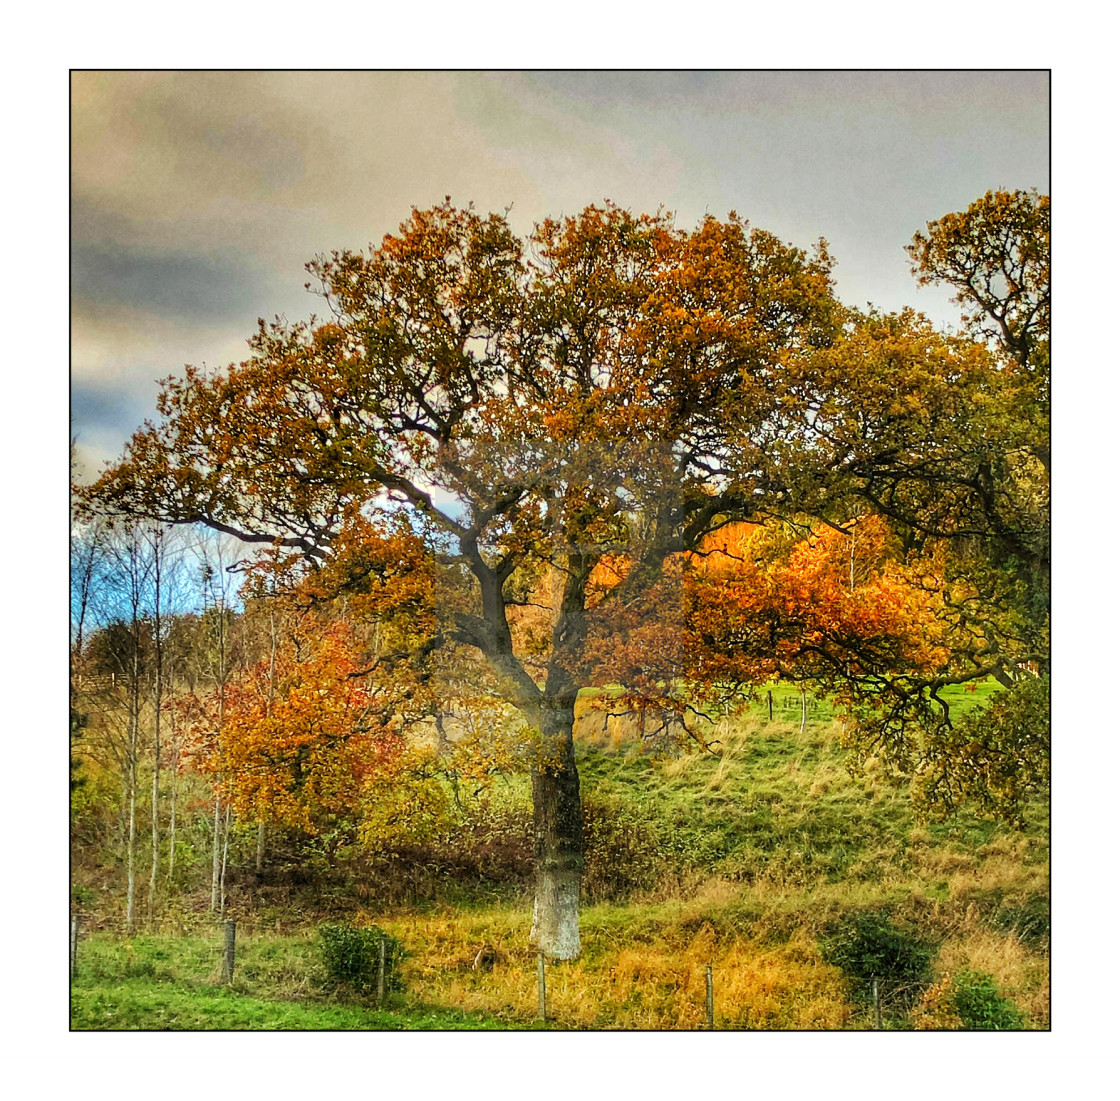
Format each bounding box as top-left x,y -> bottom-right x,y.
368,833 -> 1048,1029
383,906 -> 852,1030
946,854 -> 1048,902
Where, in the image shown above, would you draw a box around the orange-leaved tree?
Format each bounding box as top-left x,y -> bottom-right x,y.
76,195 -> 1047,954
207,617 -> 402,847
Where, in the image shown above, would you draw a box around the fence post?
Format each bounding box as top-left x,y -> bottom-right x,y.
70,914 -> 79,980
537,953 -> 547,1022
221,919 -> 236,983
767,690 -> 773,722
872,976 -> 881,1029
705,963 -> 715,1030
377,934 -> 387,1005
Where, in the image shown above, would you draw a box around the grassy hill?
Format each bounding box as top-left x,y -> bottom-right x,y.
71,684 -> 1048,1030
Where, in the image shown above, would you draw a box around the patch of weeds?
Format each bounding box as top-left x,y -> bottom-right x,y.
951,970 -> 1027,1030
990,897 -> 1049,948
915,970 -> 1027,1030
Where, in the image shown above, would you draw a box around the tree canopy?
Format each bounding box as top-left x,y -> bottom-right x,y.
78,192 -> 1049,955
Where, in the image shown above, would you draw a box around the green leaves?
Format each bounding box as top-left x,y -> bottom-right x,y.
914,675 -> 1050,825
949,970 -> 1027,1030
821,910 -> 936,1009
318,923 -> 406,994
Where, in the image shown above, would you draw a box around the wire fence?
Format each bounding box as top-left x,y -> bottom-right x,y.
69,915 -> 925,1031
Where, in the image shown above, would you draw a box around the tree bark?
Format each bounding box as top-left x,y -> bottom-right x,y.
167,773 -> 176,884
220,801 -> 231,916
210,791 -> 221,912
148,546 -> 163,922
126,773 -> 137,934
166,698 -> 178,883
125,638 -> 141,935
528,698 -> 582,960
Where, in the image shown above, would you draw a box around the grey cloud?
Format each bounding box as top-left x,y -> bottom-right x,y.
71,71 -> 1048,467
455,72 -> 1047,324
71,239 -> 277,322
72,376 -> 153,431
71,376 -> 162,478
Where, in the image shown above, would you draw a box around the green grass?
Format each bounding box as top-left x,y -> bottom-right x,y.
70,933 -> 535,1030
71,978 -> 530,1030
575,691 -> 1046,895
72,680 -> 1048,1030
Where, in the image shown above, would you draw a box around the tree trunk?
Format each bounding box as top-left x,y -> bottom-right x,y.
125,654 -> 140,935
147,528 -> 165,924
167,775 -> 176,883
126,776 -> 137,934
529,699 -> 582,960
166,698 -> 178,883
219,802 -> 232,916
210,791 -> 221,911
148,677 -> 161,922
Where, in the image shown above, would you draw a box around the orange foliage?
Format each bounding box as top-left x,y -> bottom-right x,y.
189,617 -> 403,836
683,516 -> 949,687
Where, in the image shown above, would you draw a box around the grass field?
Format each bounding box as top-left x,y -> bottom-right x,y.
71,683 -> 1048,1031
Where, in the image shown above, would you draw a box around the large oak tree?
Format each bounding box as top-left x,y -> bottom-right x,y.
78,194 -> 1048,955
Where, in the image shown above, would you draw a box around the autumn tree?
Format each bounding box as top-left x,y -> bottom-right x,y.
196,533 -> 245,912
680,516 -> 947,688
190,614 -> 400,850
906,188 -> 1049,612
79,201 -> 845,955
77,194 -> 1047,951
894,187 -> 1049,817
684,190 -> 1050,821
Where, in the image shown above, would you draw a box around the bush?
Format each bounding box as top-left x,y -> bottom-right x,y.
950,970 -> 1026,1030
821,910 -> 936,1009
319,923 -> 405,994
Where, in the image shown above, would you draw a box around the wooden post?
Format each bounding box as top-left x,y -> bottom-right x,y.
221,919 -> 236,983
70,914 -> 79,980
767,690 -> 773,722
872,976 -> 881,1029
537,953 -> 547,1022
706,963 -> 714,1030
800,688 -> 807,735
377,934 -> 387,1005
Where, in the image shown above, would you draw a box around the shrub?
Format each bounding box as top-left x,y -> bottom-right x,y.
913,969 -> 1027,1030
821,910 -> 936,1009
911,976 -> 961,1029
950,970 -> 1026,1030
318,923 -> 405,994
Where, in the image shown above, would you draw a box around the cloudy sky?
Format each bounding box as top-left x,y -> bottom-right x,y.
71,70 -> 1049,475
